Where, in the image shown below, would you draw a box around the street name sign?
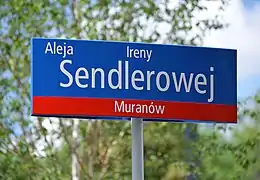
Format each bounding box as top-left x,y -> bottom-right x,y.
31,38 -> 237,123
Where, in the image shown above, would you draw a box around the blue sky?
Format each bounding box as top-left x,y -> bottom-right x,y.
238,74 -> 260,98
238,0 -> 260,98
243,0 -> 260,8
203,0 -> 260,100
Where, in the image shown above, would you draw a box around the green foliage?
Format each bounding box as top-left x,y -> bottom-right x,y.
1,0 -> 260,179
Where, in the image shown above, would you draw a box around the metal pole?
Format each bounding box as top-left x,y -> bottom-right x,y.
72,120 -> 79,180
131,118 -> 144,180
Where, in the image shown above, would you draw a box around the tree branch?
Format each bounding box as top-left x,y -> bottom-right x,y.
98,146 -> 112,180
36,117 -> 62,178
59,119 -> 92,179
72,0 -> 83,39
86,120 -> 94,178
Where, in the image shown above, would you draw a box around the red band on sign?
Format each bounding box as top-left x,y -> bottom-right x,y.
32,96 -> 237,123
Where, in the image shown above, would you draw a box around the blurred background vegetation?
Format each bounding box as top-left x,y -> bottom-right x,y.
0,0 -> 260,179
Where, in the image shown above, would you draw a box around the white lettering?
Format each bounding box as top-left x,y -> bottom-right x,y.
147,71 -> 155,90
125,61 -> 129,89
134,49 -> 139,58
126,46 -> 152,62
156,71 -> 170,92
131,70 -> 144,90
172,73 -> 194,92
67,46 -> 73,56
136,104 -> 142,113
45,42 -> 53,54
114,101 -> 165,114
75,67 -> 89,88
149,102 -> 155,113
60,60 -> 73,87
155,104 -> 165,114
57,45 -> 63,55
142,104 -> 148,113
44,41 -> 73,58
126,46 -> 129,58
108,61 -> 122,89
59,60 -> 215,104
115,101 -> 124,112
208,67 -> 214,102
92,68 -> 105,88
195,74 -> 207,94
147,50 -> 152,62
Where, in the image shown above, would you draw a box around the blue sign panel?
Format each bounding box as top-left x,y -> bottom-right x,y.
31,37 -> 237,123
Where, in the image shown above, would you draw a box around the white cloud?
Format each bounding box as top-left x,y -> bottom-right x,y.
203,0 -> 260,80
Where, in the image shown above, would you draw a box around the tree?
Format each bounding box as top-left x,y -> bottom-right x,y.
0,0 -> 232,179
197,91 -> 260,180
